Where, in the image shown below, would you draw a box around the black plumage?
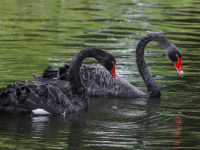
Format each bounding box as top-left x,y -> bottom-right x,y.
33,34 -> 183,98
0,48 -> 117,115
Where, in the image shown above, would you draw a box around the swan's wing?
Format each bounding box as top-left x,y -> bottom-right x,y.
80,65 -> 145,97
32,74 -> 72,96
0,80 -> 71,115
0,106 -> 33,116
57,64 -> 70,80
80,64 -> 117,97
34,64 -> 117,97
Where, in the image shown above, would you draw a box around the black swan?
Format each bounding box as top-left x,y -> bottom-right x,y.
33,33 -> 183,98
0,48 -> 117,115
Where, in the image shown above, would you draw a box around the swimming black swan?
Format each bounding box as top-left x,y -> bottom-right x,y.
0,48 -> 117,115
33,33 -> 183,98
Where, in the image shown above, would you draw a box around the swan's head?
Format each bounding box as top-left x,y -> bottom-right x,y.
98,51 -> 118,80
166,44 -> 184,76
105,59 -> 118,81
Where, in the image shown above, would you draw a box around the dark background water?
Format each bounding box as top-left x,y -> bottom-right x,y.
0,0 -> 200,149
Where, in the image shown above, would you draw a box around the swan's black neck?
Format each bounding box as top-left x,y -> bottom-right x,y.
136,34 -> 172,98
69,48 -> 106,101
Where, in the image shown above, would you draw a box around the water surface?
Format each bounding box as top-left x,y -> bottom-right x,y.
0,0 -> 200,149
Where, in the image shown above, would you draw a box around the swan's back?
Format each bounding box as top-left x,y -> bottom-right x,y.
34,64 -> 146,98
80,65 -> 145,97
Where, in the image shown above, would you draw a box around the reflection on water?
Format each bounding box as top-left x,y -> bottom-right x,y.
0,0 -> 200,149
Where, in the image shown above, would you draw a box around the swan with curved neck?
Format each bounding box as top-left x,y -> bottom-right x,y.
136,34 -> 183,97
0,48 -> 117,115
33,34 -> 183,98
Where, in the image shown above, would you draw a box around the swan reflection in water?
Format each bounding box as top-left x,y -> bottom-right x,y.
0,97 -> 163,149
0,97 -> 184,148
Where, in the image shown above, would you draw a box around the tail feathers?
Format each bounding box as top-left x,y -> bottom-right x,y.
32,74 -> 58,86
39,65 -> 70,81
32,73 -> 43,81
0,82 -> 66,115
42,66 -> 58,78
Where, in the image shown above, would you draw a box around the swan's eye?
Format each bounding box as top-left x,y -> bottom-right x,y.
176,53 -> 182,60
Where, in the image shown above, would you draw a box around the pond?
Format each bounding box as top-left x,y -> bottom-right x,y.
0,0 -> 200,149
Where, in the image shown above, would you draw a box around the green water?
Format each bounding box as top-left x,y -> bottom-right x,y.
0,0 -> 200,149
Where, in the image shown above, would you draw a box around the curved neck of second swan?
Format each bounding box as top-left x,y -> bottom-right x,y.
136,34 -> 171,98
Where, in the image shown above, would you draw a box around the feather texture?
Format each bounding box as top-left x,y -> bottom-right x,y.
0,48 -> 117,115
33,34 -> 183,98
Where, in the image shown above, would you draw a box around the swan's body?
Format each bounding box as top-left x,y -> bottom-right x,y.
33,64 -> 146,98
33,34 -> 183,98
0,48 -> 117,115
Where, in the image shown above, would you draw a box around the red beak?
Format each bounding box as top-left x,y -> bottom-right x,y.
110,64 -> 118,80
174,57 -> 184,76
